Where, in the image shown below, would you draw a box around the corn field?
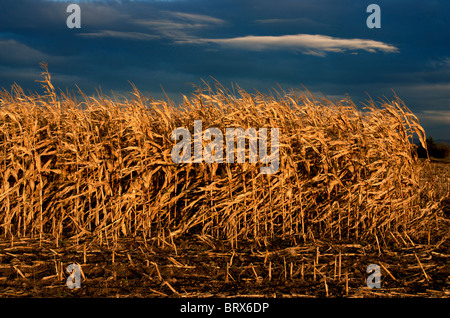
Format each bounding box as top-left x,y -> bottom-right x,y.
0,67 -> 444,247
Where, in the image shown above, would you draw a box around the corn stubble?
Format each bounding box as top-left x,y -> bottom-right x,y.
0,68 -> 443,247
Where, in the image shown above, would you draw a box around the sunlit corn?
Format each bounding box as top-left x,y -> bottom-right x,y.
0,66 -> 443,246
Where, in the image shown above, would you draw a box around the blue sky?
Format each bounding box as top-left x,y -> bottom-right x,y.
0,0 -> 449,139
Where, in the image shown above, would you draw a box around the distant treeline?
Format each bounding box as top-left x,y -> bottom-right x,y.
417,137 -> 450,159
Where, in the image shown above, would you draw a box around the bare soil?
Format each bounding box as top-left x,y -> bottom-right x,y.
0,224 -> 448,298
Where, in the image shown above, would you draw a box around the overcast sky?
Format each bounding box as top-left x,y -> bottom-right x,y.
1,0 -> 449,139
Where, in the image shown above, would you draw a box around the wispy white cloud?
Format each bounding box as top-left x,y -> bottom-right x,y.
253,17 -> 328,28
134,10 -> 225,42
187,34 -> 399,56
167,11 -> 226,25
417,110 -> 450,125
130,9 -> 397,57
78,30 -> 160,41
76,7 -> 225,42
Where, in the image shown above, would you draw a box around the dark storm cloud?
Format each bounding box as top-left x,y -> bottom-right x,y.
0,0 -> 449,139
